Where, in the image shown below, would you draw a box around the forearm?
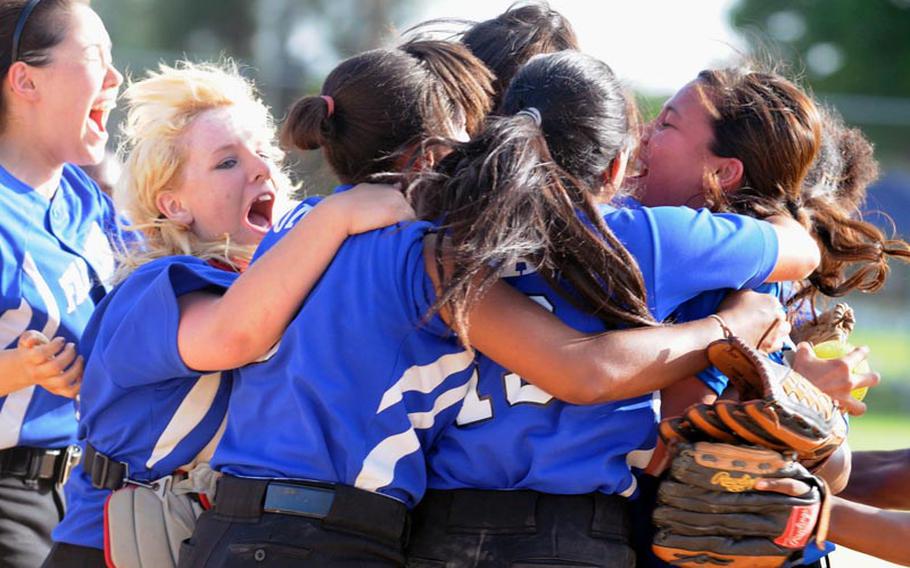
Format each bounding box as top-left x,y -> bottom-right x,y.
841,449 -> 910,508
660,377 -> 717,419
766,214 -> 821,282
810,442 -> 851,495
0,348 -> 30,396
829,496 -> 910,566
178,198 -> 350,371
466,282 -> 728,404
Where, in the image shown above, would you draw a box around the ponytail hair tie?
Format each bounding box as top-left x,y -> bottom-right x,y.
320,95 -> 335,118
516,107 -> 542,127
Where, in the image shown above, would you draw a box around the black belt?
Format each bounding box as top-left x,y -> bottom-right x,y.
419,489 -> 631,540
84,443 -> 129,490
215,475 -> 410,546
0,445 -> 82,485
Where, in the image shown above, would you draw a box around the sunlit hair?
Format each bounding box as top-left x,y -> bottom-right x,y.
410,51 -> 655,346
695,64 -> 910,308
462,1 -> 578,108
113,60 -> 292,281
281,39 -> 493,184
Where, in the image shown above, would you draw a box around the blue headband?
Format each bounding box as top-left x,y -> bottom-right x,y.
10,0 -> 42,64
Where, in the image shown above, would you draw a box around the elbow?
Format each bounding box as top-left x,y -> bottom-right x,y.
218,327 -> 270,368
557,362 -> 620,405
183,326 -> 266,372
797,240 -> 822,280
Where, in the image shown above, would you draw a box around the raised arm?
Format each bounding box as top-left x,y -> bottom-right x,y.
765,214 -> 821,282
177,185 -> 414,371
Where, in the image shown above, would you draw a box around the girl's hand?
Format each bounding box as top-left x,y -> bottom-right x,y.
329,183 -> 416,235
792,342 -> 879,416
716,290 -> 791,353
16,331 -> 83,398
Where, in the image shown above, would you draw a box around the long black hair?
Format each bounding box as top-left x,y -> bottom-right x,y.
462,1 -> 578,107
411,51 -> 656,345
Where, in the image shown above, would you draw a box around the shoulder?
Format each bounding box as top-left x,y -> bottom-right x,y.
61,164 -> 106,206
120,256 -> 238,295
60,164 -> 116,222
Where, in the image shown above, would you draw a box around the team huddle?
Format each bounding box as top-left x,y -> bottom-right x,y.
1,0 -> 909,567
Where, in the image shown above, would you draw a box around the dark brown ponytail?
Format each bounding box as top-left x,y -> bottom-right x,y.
412,51 -> 655,346
279,39 -> 493,184
796,108 -> 910,303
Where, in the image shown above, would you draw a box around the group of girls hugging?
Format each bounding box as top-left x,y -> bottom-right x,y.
1,0 -> 907,567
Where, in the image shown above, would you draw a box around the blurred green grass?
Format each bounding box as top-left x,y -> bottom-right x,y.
839,327 -> 909,451
848,412 -> 910,450
851,328 -> 910,384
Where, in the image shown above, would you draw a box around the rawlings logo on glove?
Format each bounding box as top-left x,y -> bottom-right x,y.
652,442 -> 831,568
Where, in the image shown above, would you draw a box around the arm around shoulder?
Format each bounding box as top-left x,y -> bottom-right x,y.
765,214 -> 821,282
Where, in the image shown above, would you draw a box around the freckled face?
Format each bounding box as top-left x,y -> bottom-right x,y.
171,106 -> 278,246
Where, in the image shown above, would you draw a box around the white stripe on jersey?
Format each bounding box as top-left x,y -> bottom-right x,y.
619,475 -> 637,498
0,298 -> 32,348
146,372 -> 222,470
407,381 -> 473,429
626,447 -> 655,470
355,351 -> 474,493
377,351 -> 473,414
83,222 -> 115,290
618,391 -> 659,497
181,413 -> 227,471
0,299 -> 33,449
0,253 -> 61,448
24,251 -> 61,338
354,429 -> 420,493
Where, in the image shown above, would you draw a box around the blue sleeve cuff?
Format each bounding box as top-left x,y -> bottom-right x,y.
695,365 -> 729,397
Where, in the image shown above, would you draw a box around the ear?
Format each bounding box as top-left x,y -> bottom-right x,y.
609,149 -> 630,187
6,61 -> 39,102
155,191 -> 194,226
714,157 -> 744,192
601,148 -> 630,190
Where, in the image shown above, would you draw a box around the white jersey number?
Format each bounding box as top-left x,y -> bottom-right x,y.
456,295 -> 555,426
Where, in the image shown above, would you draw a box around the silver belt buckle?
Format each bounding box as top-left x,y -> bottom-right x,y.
59,445 -> 83,486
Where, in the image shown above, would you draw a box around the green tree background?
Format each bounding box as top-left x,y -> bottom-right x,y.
93,0 -> 415,191
730,0 -> 910,166
90,0 -> 910,418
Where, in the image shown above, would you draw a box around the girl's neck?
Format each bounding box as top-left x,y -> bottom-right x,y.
0,127 -> 64,200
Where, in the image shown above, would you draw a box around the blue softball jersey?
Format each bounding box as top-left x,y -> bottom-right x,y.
425,205 -> 779,497
0,164 -> 126,450
211,188 -> 475,509
673,282 -> 789,395
52,256 -> 237,549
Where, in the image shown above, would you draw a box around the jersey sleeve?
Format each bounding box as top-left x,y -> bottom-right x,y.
91,257 -> 238,389
609,207 -> 778,319
344,220 -> 451,338
252,197 -> 323,263
674,282 -> 788,395
397,225 -> 451,337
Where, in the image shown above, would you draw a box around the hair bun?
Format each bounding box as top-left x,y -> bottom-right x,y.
280,95 -> 333,150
